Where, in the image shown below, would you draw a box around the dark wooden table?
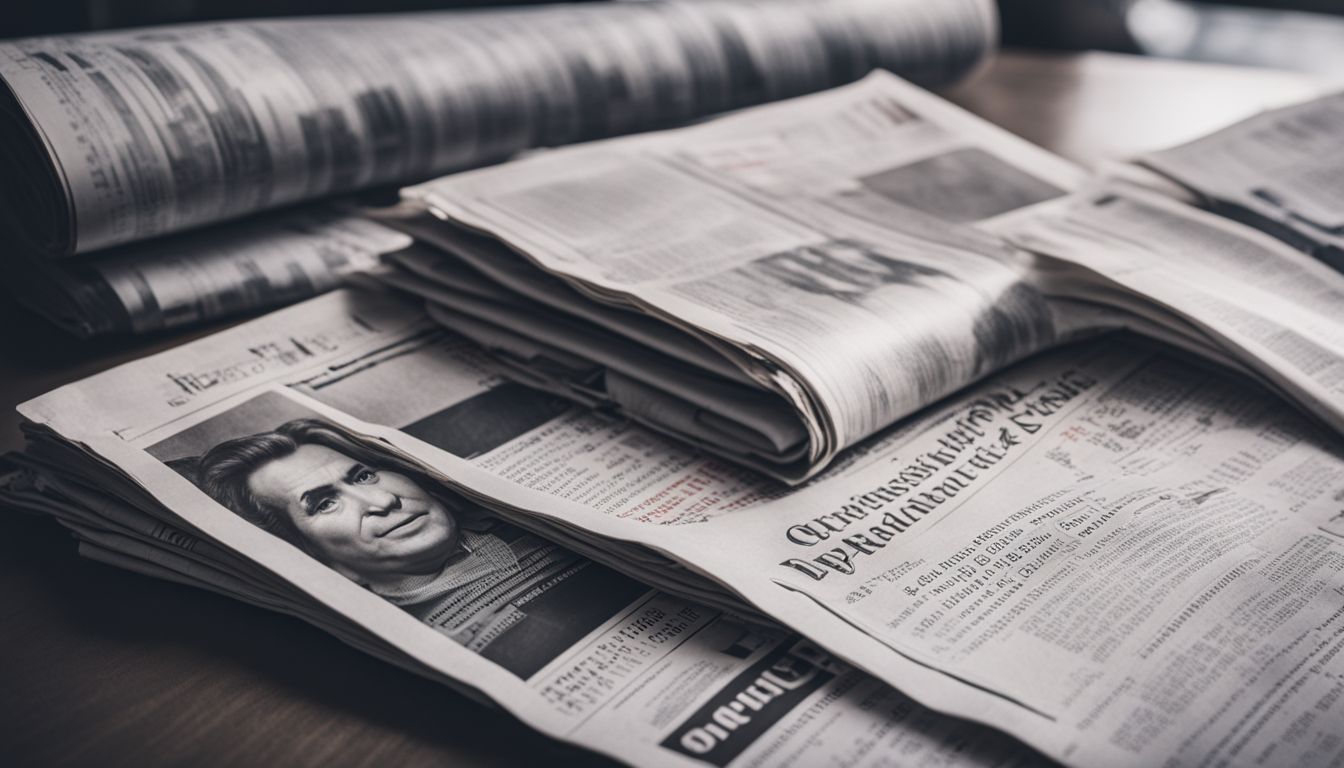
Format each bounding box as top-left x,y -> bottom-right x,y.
0,51 -> 1319,767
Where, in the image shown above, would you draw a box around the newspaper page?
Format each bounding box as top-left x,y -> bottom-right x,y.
9,288 -> 1043,768
14,205 -> 411,337
989,185 -> 1344,439
692,339 -> 1344,766
403,71 -> 1089,483
341,326 -> 1344,767
22,283 -> 1344,765
0,0 -> 997,257
277,302 -> 1344,766
1139,91 -> 1344,271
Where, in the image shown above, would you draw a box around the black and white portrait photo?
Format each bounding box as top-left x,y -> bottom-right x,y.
152,395 -> 647,679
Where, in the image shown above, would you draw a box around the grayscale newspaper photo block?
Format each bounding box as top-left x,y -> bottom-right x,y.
148,391 -> 648,679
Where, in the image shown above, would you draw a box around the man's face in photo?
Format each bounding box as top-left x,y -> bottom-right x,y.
246,444 -> 458,583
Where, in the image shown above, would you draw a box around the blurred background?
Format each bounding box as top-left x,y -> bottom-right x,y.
3,1 -> 1344,75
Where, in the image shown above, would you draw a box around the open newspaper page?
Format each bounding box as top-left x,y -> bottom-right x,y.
306,321 -> 1344,766
398,71 -> 1090,483
1138,91 -> 1344,271
0,0 -> 997,258
14,204 -> 412,337
19,282 -> 1344,765
679,339 -> 1344,766
988,184 -> 1344,438
284,316 -> 1344,766
6,288 -> 1043,768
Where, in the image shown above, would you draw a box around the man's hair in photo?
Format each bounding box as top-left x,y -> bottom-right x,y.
196,418 -> 461,561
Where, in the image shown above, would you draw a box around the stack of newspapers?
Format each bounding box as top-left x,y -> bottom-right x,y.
7,1 -> 1344,766
0,0 -> 993,337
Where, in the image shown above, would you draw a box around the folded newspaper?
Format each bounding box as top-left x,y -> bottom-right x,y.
371,71 -> 1344,483
12,204 -> 415,337
0,0 -> 998,335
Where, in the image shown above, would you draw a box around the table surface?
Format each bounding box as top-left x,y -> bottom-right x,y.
0,50 -> 1322,767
